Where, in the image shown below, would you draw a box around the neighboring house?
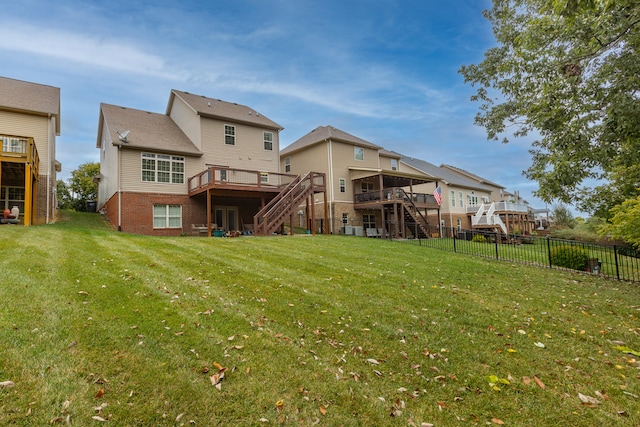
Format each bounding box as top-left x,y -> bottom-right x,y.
399,155 -> 494,231
280,126 -> 439,237
440,164 -> 532,234
96,89 -> 326,236
0,76 -> 61,226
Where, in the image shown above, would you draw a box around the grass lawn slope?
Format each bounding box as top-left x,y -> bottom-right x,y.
1,211 -> 638,426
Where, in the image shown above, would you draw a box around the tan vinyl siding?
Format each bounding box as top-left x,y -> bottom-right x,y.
0,110 -> 53,166
97,123 -> 120,207
168,97 -> 202,150
119,149 -> 197,195
200,118 -> 279,173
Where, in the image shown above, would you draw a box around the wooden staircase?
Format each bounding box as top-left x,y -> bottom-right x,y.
254,172 -> 325,236
400,190 -> 429,239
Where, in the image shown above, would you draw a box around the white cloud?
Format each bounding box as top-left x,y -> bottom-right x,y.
0,21 -> 182,80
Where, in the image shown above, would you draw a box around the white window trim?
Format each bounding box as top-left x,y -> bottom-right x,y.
339,178 -> 346,193
153,204 -> 182,229
224,124 -> 236,146
141,153 -> 185,184
354,146 -> 364,161
263,132 -> 273,151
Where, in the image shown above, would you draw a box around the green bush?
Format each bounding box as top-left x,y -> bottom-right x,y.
550,245 -> 590,270
472,234 -> 487,243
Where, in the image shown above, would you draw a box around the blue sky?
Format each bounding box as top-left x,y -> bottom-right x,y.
2,0 -> 551,210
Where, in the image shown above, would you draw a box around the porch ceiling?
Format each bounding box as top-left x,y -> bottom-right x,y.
350,169 -> 433,187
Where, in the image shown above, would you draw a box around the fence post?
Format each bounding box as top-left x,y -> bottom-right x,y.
494,232 -> 499,260
453,230 -> 457,253
614,245 -> 621,280
546,236 -> 553,269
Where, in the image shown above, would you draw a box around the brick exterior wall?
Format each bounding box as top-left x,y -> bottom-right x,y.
35,173 -> 55,225
100,191 -> 207,236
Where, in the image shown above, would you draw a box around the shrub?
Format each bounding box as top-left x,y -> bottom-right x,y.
550,245 -> 590,270
472,234 -> 486,243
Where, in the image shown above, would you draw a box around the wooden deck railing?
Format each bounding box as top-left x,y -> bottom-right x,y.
0,135 -> 39,171
188,166 -> 298,195
355,187 -> 438,207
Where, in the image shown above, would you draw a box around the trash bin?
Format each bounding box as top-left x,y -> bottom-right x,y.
86,201 -> 97,213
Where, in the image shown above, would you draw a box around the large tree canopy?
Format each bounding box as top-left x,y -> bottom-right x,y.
459,0 -> 640,218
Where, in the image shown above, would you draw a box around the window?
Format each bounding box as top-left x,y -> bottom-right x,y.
457,218 -> 462,231
153,204 -> 182,229
468,193 -> 478,206
450,190 -> 456,207
391,159 -> 398,171
284,157 -> 291,173
260,172 -> 269,183
342,213 -> 349,224
363,214 -> 376,229
339,178 -> 346,193
361,182 -> 374,192
141,153 -> 185,184
459,192 -> 464,208
354,146 -> 364,161
263,132 -> 273,151
482,196 -> 490,204
224,125 -> 236,145
1,186 -> 25,213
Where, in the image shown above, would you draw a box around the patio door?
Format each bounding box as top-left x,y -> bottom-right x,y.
214,206 -> 238,231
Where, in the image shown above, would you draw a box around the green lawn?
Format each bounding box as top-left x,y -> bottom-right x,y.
1,211 -> 639,426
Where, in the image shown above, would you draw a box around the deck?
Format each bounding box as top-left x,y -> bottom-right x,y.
188,166 -> 299,197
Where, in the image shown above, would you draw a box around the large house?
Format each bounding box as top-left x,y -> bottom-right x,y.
280,126 -> 440,238
95,89 -> 326,236
0,76 -> 61,225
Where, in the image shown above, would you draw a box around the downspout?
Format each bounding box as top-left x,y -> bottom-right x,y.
46,114 -> 52,223
117,144 -> 122,231
326,138 -> 334,233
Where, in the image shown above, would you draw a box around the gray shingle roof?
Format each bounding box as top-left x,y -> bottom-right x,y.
399,154 -> 493,191
281,125 -> 381,155
169,90 -> 283,131
0,76 -> 60,134
99,103 -> 202,156
440,164 -> 505,189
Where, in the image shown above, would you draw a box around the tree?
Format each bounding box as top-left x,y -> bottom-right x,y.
459,0 -> 640,217
56,179 -> 73,210
600,195 -> 640,247
67,162 -> 100,211
551,203 -> 576,229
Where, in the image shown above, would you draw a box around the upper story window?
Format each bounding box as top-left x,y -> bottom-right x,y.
284,157 -> 291,173
459,191 -> 464,208
468,192 -> 478,205
391,159 -> 398,171
141,153 -> 185,184
354,146 -> 364,161
339,178 -> 346,193
450,190 -> 456,207
263,132 -> 273,151
224,125 -> 236,145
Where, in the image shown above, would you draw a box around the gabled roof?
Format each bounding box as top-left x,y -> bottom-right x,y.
168,89 -> 283,131
379,149 -> 401,158
97,103 -> 202,156
440,164 -> 505,189
0,76 -> 61,134
281,125 -> 381,155
399,154 -> 493,191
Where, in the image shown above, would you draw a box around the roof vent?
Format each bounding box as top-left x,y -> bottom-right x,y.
208,102 -> 211,107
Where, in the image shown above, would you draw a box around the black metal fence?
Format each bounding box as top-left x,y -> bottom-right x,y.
395,226 -> 640,283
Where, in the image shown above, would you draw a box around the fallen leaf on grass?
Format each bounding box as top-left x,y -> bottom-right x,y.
367,358 -> 380,365
95,389 -> 105,398
275,400 -> 284,410
0,380 -> 15,388
578,393 -> 600,406
92,416 -> 107,422
319,405 -> 327,415
491,418 -> 505,425
534,376 -> 546,390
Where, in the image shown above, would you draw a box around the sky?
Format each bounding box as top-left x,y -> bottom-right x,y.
1,0 -> 555,210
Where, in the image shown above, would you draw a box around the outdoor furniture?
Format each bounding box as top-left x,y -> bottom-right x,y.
366,227 -> 381,238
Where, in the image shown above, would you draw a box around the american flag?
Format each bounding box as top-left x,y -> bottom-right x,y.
433,186 -> 442,206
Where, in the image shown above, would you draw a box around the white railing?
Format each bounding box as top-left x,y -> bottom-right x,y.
467,201 -> 529,214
